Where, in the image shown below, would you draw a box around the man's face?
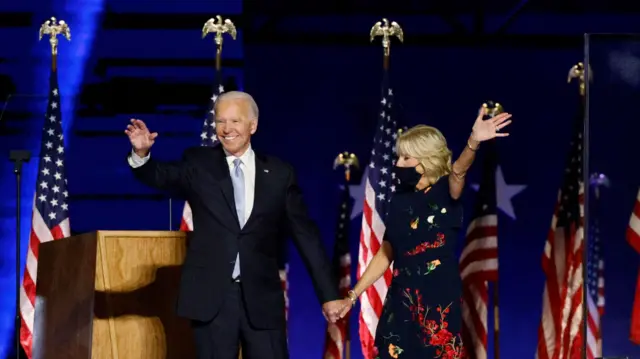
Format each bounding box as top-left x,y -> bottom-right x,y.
215,99 -> 257,156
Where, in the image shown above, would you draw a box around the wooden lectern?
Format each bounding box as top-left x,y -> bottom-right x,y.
33,231 -> 195,359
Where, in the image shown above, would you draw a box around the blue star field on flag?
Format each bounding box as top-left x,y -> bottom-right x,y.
200,82 -> 224,147
35,70 -> 70,229
367,72 -> 400,220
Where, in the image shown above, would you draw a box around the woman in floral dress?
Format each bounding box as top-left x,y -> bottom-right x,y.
335,107 -> 512,359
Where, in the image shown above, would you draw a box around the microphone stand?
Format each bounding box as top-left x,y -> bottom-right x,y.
10,149 -> 31,359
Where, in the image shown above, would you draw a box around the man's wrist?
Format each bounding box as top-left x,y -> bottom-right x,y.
134,149 -> 149,158
128,149 -> 151,168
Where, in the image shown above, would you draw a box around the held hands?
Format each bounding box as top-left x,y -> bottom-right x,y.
470,107 -> 512,143
125,119 -> 158,157
322,298 -> 355,323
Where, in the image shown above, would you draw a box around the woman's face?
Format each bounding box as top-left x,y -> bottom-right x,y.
396,155 -> 425,174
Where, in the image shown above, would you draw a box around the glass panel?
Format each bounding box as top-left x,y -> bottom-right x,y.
586,33 -> 640,359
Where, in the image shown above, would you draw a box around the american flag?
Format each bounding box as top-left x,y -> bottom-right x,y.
357,72 -> 398,358
536,100 -> 588,359
460,139 -> 499,359
323,185 -> 353,359
20,69 -> 71,358
626,189 -> 640,344
178,80 -> 223,231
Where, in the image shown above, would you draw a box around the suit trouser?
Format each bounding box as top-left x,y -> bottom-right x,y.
191,281 -> 289,359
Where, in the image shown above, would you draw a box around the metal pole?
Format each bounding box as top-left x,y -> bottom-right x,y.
493,281 -> 500,359
581,50 -> 590,359
10,150 -> 31,359
169,198 -> 173,230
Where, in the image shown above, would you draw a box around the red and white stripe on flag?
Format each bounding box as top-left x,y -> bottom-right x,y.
20,201 -> 71,358
357,178 -> 393,357
460,214 -> 498,359
179,202 -> 193,231
323,184 -> 353,359
627,188 -> 640,344
459,137 -> 499,359
323,253 -> 352,359
536,186 -> 587,359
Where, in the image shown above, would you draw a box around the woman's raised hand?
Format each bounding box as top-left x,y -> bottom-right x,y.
471,107 -> 512,142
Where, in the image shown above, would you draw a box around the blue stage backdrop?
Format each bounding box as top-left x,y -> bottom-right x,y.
1,2 -> 640,359
0,1 -> 104,357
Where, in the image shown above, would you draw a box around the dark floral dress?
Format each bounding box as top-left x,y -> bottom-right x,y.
373,176 -> 466,359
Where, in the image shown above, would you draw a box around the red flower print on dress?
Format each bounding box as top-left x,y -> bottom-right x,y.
405,232 -> 445,256
402,289 -> 465,359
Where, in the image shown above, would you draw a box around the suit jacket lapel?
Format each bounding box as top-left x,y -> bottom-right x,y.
244,153 -> 268,230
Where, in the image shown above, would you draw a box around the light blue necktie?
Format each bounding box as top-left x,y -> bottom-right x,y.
231,158 -> 244,279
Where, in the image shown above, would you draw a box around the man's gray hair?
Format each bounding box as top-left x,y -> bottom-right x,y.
215,91 -> 259,121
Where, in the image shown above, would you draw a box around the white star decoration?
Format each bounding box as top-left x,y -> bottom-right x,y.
200,85 -> 224,145
471,165 -> 526,220
349,168 -> 368,220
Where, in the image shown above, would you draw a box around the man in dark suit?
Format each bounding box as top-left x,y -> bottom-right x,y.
124,91 -> 344,359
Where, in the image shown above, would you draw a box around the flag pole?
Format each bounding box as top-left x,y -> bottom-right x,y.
202,14 -> 240,358
568,62 -> 587,359
356,18 -> 401,359
178,16 -> 235,234
483,101 -> 504,359
493,280 -> 500,359
333,152 -> 359,359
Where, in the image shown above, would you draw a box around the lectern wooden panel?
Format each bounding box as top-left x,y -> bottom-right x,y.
33,230 -> 195,359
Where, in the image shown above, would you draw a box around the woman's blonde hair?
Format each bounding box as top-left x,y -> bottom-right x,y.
396,125 -> 452,182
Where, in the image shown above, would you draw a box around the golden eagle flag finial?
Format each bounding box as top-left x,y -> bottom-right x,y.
203,15 -> 237,70
370,18 -> 404,60
39,17 -> 71,69
333,152 -> 360,182
482,101 -> 505,118
567,62 -> 592,96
